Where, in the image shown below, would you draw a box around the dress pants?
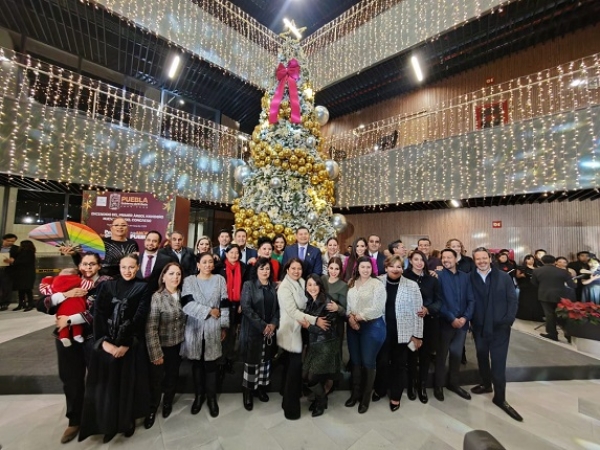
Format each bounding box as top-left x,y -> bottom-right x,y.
56,338 -> 92,427
280,351 -> 303,420
435,322 -> 467,388
149,343 -> 182,411
389,342 -> 410,401
0,269 -> 12,307
418,315 -> 439,383
540,302 -> 558,339
474,327 -> 511,403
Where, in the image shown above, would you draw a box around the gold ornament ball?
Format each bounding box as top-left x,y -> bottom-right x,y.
273,158 -> 281,167
267,232 -> 276,240
289,155 -> 298,164
298,166 -> 307,175
298,157 -> 306,166
231,204 -> 240,213
252,230 -> 259,239
284,227 -> 293,235
290,164 -> 299,171
264,223 -> 274,232
282,161 -> 290,170
244,218 -> 252,227
286,234 -> 296,244
274,224 -> 284,233
311,175 -> 320,185
305,163 -> 313,172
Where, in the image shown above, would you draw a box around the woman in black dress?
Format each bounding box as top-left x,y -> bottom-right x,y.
10,240 -> 36,311
516,254 -> 543,321
79,254 -> 151,443
300,274 -> 341,417
239,257 -> 279,411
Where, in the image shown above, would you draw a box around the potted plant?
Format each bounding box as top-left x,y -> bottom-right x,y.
556,299 -> 600,341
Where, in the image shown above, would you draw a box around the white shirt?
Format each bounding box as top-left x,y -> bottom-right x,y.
477,267 -> 492,282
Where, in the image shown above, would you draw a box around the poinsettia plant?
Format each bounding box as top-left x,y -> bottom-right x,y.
556,299 -> 600,325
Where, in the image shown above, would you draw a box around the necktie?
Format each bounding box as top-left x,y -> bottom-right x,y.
144,255 -> 154,278
221,249 -> 226,260
299,246 -> 305,261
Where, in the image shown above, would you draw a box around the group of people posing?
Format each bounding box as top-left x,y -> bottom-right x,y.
32,219 -> 529,445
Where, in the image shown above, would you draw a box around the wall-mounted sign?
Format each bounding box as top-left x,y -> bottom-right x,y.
492,221 -> 502,228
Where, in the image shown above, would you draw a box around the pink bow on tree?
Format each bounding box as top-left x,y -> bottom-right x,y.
269,59 -> 302,124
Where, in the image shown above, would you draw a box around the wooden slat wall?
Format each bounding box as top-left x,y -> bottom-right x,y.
322,24 -> 600,137
343,200 -> 600,263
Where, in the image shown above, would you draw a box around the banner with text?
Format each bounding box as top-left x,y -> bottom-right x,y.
81,191 -> 175,249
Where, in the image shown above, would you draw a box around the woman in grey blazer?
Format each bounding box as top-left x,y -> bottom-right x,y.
145,262 -> 186,428
180,252 -> 230,418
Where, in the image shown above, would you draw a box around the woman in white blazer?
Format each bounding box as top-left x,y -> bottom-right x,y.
277,257 -> 327,420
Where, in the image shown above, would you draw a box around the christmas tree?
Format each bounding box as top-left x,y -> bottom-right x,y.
232,32 -> 343,249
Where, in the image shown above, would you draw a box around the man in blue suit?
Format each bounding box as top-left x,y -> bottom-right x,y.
470,247 -> 522,422
234,228 -> 257,264
281,226 -> 322,279
434,248 -> 474,402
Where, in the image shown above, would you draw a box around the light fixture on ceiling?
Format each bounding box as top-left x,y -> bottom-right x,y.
283,18 -> 303,40
569,78 -> 586,88
450,199 -> 460,208
411,55 -> 424,82
167,55 -> 181,79
179,99 -> 185,105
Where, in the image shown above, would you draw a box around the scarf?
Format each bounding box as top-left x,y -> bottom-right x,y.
225,259 -> 242,302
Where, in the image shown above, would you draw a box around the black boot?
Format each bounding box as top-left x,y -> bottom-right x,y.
255,386 -> 269,402
345,365 -> 362,407
243,387 -> 254,411
162,392 -> 174,418
207,396 -> 219,417
309,383 -> 327,417
407,379 -> 417,401
205,369 -> 219,417
12,303 -> 23,311
191,363 -> 205,414
418,381 -> 428,404
358,369 -> 376,414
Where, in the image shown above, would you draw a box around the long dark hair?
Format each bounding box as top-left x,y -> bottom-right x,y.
305,273 -> 327,303
157,262 -> 183,293
18,240 -> 36,254
408,250 -> 429,276
348,255 -> 376,288
344,237 -> 368,281
282,257 -> 303,276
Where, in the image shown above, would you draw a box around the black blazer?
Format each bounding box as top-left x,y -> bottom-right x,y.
531,265 -> 576,303
159,246 -> 196,278
373,253 -> 386,275
137,251 -> 178,294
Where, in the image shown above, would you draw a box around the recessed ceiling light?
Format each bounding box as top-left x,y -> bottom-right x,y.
411,55 -> 424,82
167,55 -> 181,79
450,199 -> 460,207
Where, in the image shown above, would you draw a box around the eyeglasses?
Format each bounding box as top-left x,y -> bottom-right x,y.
81,262 -> 98,267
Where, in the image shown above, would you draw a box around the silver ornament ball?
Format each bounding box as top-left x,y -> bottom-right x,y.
269,177 -> 282,189
307,211 -> 318,223
315,106 -> 330,126
331,213 -> 347,232
306,136 -> 316,147
234,165 -> 252,184
324,160 -> 340,181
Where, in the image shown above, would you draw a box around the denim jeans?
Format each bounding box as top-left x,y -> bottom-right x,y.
347,317 -> 386,369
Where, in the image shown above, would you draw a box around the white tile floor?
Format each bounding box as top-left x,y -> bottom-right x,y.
1,380 -> 599,450
1,311 -> 599,449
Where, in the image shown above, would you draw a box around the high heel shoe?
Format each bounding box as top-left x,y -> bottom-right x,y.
389,401 -> 400,412
191,394 -> 205,415
124,423 -> 135,437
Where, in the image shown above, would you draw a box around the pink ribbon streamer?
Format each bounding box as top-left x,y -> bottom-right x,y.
269,59 -> 302,124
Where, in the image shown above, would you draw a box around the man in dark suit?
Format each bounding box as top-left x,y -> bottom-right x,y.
281,226 -> 322,278
137,230 -> 177,293
531,254 -> 576,341
0,233 -> 19,310
469,247 -> 522,422
234,228 -> 257,264
159,230 -> 196,278
212,229 -> 231,261
367,234 -> 386,275
568,251 -> 590,301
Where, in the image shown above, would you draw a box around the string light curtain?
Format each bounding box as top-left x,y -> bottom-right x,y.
88,0 -> 280,89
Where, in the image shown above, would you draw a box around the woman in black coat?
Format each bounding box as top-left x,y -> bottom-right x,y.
11,240 -> 36,311
239,257 -> 279,411
78,254 -> 151,443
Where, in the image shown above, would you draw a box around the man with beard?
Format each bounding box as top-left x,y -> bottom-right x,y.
434,248 -> 474,402
137,231 -> 177,293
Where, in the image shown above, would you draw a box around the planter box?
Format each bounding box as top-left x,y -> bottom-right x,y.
565,321 -> 600,341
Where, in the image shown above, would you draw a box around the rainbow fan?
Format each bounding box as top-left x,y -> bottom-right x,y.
28,221 -> 105,258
